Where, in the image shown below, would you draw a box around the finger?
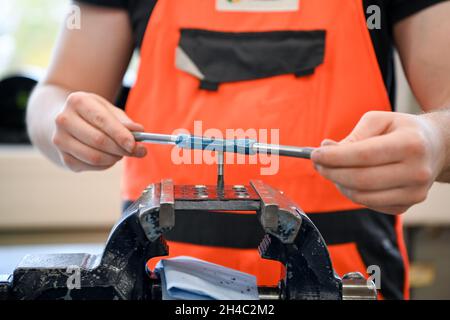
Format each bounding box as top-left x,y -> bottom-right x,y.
92,94 -> 144,131
315,162 -> 430,191
60,152 -> 112,172
311,131 -> 407,167
124,121 -> 145,133
338,185 -> 428,210
55,130 -> 122,166
75,98 -> 137,153
341,111 -> 392,144
313,140 -> 337,170
111,107 -> 145,132
63,114 -> 131,157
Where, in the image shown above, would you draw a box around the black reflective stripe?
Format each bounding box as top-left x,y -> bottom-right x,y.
122,202 -> 405,299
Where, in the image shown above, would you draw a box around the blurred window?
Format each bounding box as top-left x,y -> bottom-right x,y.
0,0 -> 70,78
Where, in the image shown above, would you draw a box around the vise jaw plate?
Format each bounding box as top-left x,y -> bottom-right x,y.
136,179 -> 303,245
250,180 -> 302,244
137,179 -> 176,242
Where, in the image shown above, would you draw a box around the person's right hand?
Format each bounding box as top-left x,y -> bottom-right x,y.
52,92 -> 147,172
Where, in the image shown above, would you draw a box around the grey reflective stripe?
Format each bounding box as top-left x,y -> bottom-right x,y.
175,46 -> 205,80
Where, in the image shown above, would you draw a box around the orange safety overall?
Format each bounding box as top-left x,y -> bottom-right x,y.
124,0 -> 410,299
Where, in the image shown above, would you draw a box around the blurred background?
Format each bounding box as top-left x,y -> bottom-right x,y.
0,0 -> 448,299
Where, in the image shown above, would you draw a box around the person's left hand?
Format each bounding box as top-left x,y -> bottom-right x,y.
311,111 -> 446,215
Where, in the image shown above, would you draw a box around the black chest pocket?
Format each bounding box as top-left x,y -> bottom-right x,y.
176,29 -> 326,91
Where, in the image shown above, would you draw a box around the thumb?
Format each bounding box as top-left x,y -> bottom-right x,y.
341,111 -> 392,144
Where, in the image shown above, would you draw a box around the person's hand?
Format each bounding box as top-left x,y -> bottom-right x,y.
311,111 -> 446,214
52,92 -> 147,172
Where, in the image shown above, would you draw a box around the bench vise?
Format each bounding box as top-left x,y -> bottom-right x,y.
0,179 -> 376,300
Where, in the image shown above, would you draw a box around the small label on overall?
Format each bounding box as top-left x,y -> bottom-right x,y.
217,0 -> 300,12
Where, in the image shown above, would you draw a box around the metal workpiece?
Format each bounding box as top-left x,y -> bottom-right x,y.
252,143 -> 314,159
133,132 -> 254,155
132,132 -> 179,146
133,131 -> 315,159
177,135 -> 255,155
342,272 -> 378,300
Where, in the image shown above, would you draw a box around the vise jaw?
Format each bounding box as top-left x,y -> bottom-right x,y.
0,180 -> 377,300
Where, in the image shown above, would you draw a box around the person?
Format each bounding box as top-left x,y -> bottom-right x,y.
26,0 -> 450,299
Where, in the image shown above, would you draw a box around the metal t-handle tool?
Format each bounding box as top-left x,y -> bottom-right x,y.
132,132 -> 315,191
132,132 -> 315,159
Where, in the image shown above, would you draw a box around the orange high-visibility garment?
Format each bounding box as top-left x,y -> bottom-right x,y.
123,0 -> 409,298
